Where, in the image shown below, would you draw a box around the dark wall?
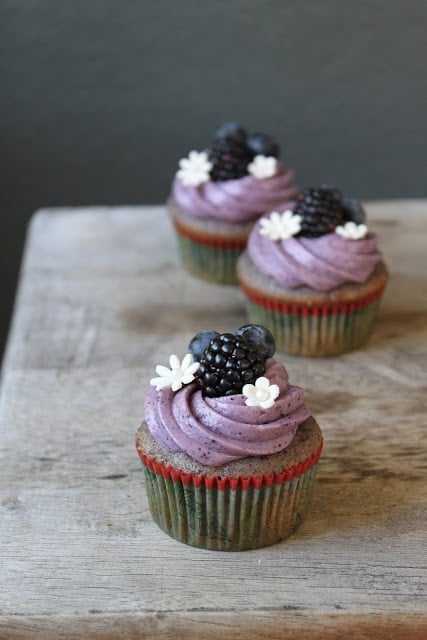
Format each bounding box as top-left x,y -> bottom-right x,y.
1,0 -> 426,355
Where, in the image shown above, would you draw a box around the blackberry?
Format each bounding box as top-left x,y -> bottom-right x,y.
208,138 -> 253,181
294,185 -> 346,238
319,183 -> 343,202
196,333 -> 266,398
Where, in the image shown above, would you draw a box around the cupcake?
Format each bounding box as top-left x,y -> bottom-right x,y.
168,122 -> 298,285
136,325 -> 323,551
237,185 -> 389,356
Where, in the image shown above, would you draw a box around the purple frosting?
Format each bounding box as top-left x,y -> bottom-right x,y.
171,163 -> 298,223
247,218 -> 382,291
144,359 -> 311,466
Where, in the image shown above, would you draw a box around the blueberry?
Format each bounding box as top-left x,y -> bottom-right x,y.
188,330 -> 220,361
247,132 -> 280,158
213,122 -> 247,144
235,325 -> 276,359
342,197 -> 367,224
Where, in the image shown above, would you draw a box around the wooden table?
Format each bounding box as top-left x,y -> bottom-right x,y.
0,202 -> 426,639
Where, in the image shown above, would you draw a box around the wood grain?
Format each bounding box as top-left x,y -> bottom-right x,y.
1,613 -> 427,640
0,202 -> 426,638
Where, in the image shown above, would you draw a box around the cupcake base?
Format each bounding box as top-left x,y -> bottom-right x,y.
136,417 -> 323,551
168,198 -> 251,285
237,253 -> 389,357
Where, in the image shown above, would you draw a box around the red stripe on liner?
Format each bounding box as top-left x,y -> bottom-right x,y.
172,218 -> 247,249
242,285 -> 385,316
136,440 -> 323,490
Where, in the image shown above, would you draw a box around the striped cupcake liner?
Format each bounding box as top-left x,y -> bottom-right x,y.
138,442 -> 323,551
241,286 -> 385,356
173,221 -> 246,285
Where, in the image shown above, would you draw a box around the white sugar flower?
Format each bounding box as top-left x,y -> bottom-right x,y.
335,221 -> 368,240
150,354 -> 200,392
247,154 -> 278,179
176,150 -> 212,187
259,210 -> 302,241
242,377 -> 280,409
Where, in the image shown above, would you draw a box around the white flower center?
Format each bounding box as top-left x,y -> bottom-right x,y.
176,150 -> 212,187
150,353 -> 200,392
335,221 -> 368,240
259,210 -> 302,241
247,155 -> 277,180
255,389 -> 270,402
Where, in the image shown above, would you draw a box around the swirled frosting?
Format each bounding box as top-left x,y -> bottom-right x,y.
144,359 -> 310,466
248,218 -> 382,291
171,163 -> 298,224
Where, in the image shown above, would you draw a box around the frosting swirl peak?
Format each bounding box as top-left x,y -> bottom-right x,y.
248,217 -> 382,291
172,163 -> 298,224
144,359 -> 310,466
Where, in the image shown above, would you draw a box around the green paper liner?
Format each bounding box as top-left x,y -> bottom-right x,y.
138,442 -> 322,551
241,285 -> 385,356
173,222 -> 246,285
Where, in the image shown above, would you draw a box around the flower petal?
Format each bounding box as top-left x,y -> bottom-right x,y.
150,376 -> 172,390
260,398 -> 275,409
169,354 -> 180,370
269,384 -> 280,400
180,373 -> 196,385
244,396 -> 260,407
248,155 -> 277,179
155,364 -> 172,377
242,383 -> 256,397
335,221 -> 368,240
178,158 -> 190,170
186,362 -> 200,376
176,150 -> 211,186
259,222 -> 273,236
181,353 -> 194,371
255,376 -> 270,389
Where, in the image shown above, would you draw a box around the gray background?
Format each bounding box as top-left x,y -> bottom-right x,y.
0,0 -> 426,356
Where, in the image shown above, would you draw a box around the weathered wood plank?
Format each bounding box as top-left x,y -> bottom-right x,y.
0,202 -> 426,637
1,612 -> 427,640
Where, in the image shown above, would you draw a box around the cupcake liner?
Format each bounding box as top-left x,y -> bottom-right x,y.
241,285 -> 385,356
173,221 -> 246,285
138,442 -> 323,551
